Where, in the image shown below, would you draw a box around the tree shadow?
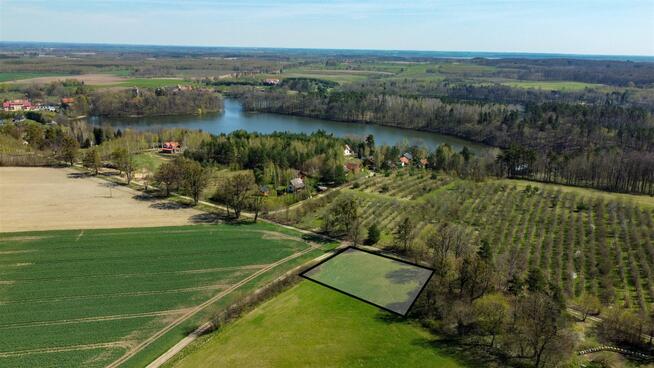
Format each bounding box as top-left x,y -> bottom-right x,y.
189,213 -> 223,224
150,202 -> 191,210
385,267 -> 423,284
132,194 -> 156,202
67,172 -> 91,179
412,336 -> 502,367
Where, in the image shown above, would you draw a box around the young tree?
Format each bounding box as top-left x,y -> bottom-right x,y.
180,159 -> 209,206
322,194 -> 359,239
59,134 -> 79,166
393,216 -> 415,252
154,160 -> 181,196
575,294 -> 601,322
513,293 -> 570,368
366,223 -> 381,245
82,147 -> 101,175
220,171 -> 256,218
111,147 -> 136,184
473,293 -> 509,348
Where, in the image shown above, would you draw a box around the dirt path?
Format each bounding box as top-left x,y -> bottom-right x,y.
0,342 -> 131,358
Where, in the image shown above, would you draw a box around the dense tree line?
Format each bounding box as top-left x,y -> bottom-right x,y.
90,88 -> 222,117
473,58 -> 654,87
185,130 -> 348,185
239,89 -> 654,194
342,79 -> 654,112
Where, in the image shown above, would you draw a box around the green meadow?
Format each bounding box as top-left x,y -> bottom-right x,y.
168,281 -> 466,368
303,248 -> 433,315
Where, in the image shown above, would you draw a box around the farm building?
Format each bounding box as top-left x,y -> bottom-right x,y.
288,177 -> 305,192
344,162 -> 361,173
161,141 -> 181,154
2,99 -> 32,111
263,78 -> 280,85
399,156 -> 410,167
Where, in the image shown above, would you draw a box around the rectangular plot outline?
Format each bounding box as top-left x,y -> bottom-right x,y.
300,246 -> 434,317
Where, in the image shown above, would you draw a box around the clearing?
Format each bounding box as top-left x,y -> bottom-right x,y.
302,247 -> 433,315
5,73 -> 129,85
0,167 -> 203,232
0,223 -> 324,368
167,281 -> 467,368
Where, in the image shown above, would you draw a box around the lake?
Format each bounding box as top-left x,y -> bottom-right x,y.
89,99 -> 489,153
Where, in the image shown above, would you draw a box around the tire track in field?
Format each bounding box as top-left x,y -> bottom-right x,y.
106,242 -> 323,368
0,309 -> 191,329
0,342 -> 130,358
0,264 -> 268,282
0,283 -> 233,305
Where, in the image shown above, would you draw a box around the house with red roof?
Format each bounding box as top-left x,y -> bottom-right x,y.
161,141 -> 181,154
2,99 -> 32,111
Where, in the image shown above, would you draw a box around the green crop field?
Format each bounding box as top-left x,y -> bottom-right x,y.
167,281 -> 466,368
0,72 -> 66,83
268,172 -> 654,312
501,80 -> 604,91
0,223 -> 318,368
303,248 -> 433,315
98,78 -> 196,89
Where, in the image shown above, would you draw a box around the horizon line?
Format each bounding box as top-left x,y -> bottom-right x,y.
2,40 -> 654,60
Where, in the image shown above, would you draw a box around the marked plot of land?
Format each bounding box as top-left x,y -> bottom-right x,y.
302,247 -> 433,315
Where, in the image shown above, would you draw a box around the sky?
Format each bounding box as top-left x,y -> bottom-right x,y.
1,0 -> 653,56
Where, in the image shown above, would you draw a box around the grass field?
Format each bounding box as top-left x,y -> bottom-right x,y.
0,72 -> 67,83
167,281 -> 467,368
303,248 -> 433,315
501,80 -> 604,91
105,78 -> 196,89
269,172 -> 654,312
0,223 -> 316,367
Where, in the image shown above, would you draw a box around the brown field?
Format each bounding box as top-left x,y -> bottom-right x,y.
0,167 -> 207,232
9,73 -> 128,85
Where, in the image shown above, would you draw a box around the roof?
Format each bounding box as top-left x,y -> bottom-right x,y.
3,99 -> 31,108
420,158 -> 429,165
290,177 -> 305,189
61,97 -> 75,104
402,152 -> 413,160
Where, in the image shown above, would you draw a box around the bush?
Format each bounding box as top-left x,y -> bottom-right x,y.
366,224 -> 381,245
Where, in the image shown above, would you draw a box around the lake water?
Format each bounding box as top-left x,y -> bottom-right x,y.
89,99 -> 488,153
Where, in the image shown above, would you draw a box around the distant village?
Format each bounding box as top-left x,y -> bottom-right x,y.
2,98 -> 74,113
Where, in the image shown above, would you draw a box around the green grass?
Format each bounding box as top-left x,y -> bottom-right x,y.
0,72 -> 66,82
168,281 -> 466,368
501,80 -> 604,91
98,78 -> 196,89
304,248 -> 432,315
132,151 -> 169,174
0,223 -> 315,368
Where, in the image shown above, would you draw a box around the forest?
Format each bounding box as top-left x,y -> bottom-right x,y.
237,85 -> 654,195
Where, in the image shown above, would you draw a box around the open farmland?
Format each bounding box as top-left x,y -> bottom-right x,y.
0,167 -> 203,232
5,73 -> 129,85
167,281 -> 467,368
268,172 -> 654,312
0,223 -> 322,368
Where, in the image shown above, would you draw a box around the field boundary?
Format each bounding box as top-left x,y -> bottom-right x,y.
300,246 -> 434,317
